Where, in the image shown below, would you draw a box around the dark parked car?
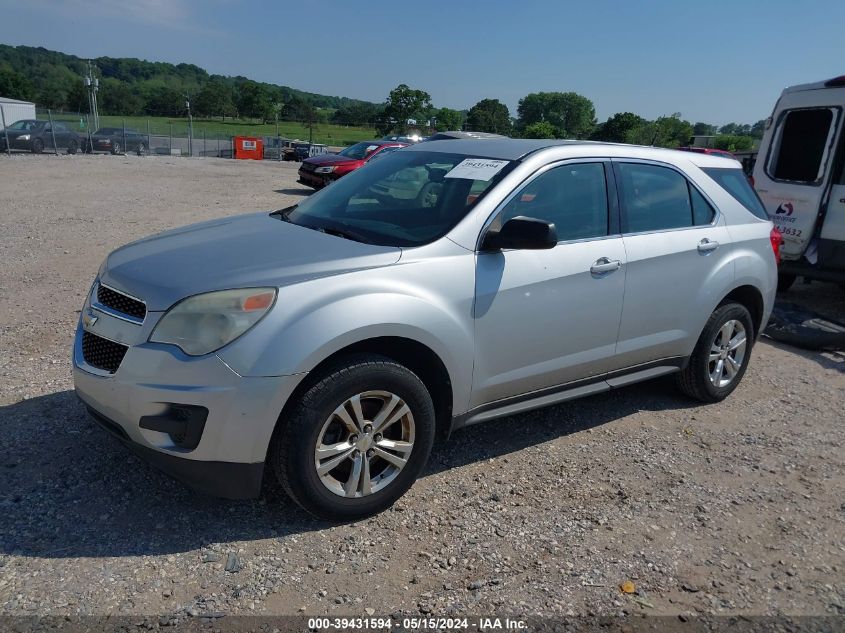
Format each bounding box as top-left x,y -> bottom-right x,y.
84,127 -> 148,155
0,119 -> 81,154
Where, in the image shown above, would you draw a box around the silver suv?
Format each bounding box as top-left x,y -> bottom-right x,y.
73,139 -> 778,519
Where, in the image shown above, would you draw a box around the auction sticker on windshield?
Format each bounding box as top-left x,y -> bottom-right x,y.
445,158 -> 509,181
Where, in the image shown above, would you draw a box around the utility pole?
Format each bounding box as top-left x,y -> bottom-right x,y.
185,94 -> 193,157
84,61 -> 100,131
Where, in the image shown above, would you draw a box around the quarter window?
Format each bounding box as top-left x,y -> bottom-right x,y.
498,162 -> 609,241
617,163 -> 714,233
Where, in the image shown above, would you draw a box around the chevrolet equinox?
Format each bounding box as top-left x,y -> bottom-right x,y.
73,139 -> 779,520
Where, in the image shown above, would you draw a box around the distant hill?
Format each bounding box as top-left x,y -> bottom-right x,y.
0,44 -> 381,125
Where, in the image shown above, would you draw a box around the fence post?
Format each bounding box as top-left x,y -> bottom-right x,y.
203,128 -> 206,157
48,109 -> 59,154
217,134 -> 220,158
0,105 -> 10,156
146,119 -> 151,154
277,132 -> 281,161
169,123 -> 173,155
86,113 -> 92,153
122,119 -> 127,155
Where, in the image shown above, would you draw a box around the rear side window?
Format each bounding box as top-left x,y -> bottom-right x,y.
617,163 -> 714,233
703,167 -> 769,220
767,108 -> 837,183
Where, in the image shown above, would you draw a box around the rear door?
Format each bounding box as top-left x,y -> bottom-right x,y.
612,160 -> 733,369
754,106 -> 842,259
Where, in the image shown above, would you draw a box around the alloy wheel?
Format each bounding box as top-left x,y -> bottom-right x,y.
314,390 -> 415,498
708,319 -> 747,388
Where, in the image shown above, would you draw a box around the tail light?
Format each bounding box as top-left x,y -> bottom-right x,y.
748,175 -> 755,188
770,226 -> 783,265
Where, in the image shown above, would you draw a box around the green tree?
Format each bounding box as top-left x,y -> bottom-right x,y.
99,78 -> 143,115
692,122 -> 717,135
591,112 -> 645,142
750,119 -> 766,139
516,91 -> 595,138
236,80 -> 273,120
627,113 -> 692,148
0,67 -> 35,101
432,107 -> 463,131
523,121 -> 557,139
379,83 -> 432,135
466,98 -> 512,134
713,135 -> 755,152
194,79 -> 236,119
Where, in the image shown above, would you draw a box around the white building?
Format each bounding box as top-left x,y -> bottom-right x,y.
0,97 -> 36,129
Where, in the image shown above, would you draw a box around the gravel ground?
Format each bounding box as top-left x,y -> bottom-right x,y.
0,154 -> 843,623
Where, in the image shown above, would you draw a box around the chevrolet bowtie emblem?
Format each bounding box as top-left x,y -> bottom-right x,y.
82,310 -> 98,328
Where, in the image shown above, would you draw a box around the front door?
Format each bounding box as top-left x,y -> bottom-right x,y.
471,160 -> 626,408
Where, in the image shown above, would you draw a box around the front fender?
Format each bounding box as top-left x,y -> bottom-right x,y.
217,253 -> 477,415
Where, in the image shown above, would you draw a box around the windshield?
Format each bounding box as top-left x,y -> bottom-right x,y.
279,150 -> 513,246
339,142 -> 382,160
7,120 -> 34,131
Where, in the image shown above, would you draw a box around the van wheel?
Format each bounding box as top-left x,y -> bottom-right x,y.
270,355 -> 435,520
676,303 -> 755,403
777,273 -> 796,293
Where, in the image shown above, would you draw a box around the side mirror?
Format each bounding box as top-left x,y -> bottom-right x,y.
482,216 -> 558,251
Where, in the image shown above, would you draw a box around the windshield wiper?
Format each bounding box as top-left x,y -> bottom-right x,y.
317,225 -> 372,244
270,205 -> 297,222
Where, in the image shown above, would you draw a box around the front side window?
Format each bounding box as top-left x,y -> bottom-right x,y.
278,150 -> 512,246
767,108 -> 837,184
617,162 -> 714,233
496,162 -> 609,241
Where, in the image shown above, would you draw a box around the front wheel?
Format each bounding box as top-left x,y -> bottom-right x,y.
136,142 -> 147,156
67,139 -> 79,155
676,303 -> 755,402
111,141 -> 122,155
31,138 -> 44,154
270,355 -> 435,520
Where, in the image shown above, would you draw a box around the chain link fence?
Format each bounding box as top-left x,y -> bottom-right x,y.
1,105 -> 347,158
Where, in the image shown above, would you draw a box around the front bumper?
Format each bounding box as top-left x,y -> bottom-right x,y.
297,170 -> 327,188
73,318 -> 301,498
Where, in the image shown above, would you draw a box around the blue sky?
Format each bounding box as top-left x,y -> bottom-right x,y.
1,0 -> 844,125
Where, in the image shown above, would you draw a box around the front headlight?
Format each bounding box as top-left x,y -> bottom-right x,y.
150,288 -> 277,356
314,166 -> 336,174
19,134 -> 31,141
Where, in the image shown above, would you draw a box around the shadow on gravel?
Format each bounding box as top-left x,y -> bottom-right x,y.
274,188 -> 312,196
0,379 -> 694,559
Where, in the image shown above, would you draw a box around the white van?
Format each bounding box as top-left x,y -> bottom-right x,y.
753,75 -> 845,290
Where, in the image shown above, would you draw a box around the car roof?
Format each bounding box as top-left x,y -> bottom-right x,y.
402,138 -> 741,167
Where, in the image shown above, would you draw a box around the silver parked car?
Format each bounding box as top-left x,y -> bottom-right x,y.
73,139 -> 779,520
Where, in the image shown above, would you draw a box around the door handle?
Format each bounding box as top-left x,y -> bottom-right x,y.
590,257 -> 621,274
697,238 -> 720,253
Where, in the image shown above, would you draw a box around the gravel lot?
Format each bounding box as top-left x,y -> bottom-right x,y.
1,154 -> 843,624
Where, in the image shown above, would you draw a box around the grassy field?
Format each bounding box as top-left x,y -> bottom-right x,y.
40,113 -> 377,146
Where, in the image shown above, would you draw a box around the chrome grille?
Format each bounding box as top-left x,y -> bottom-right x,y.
97,284 -> 146,321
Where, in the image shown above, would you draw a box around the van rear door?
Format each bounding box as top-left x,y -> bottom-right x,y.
819,138 -> 845,268
754,104 -> 842,259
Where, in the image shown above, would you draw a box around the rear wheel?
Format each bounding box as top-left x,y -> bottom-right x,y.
67,139 -> 79,155
270,355 -> 435,520
676,303 -> 755,402
777,273 -> 797,293
136,142 -> 147,156
111,141 -> 122,155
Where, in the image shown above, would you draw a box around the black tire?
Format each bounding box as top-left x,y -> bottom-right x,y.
269,355 -> 435,521
777,273 -> 797,293
136,142 -> 147,156
111,141 -> 122,155
31,138 -> 44,154
676,303 -> 755,403
67,139 -> 78,155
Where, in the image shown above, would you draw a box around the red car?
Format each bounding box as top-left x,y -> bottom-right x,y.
298,140 -> 407,189
677,147 -> 736,160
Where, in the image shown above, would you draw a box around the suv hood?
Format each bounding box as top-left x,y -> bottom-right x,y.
101,212 -> 401,311
304,153 -> 360,167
